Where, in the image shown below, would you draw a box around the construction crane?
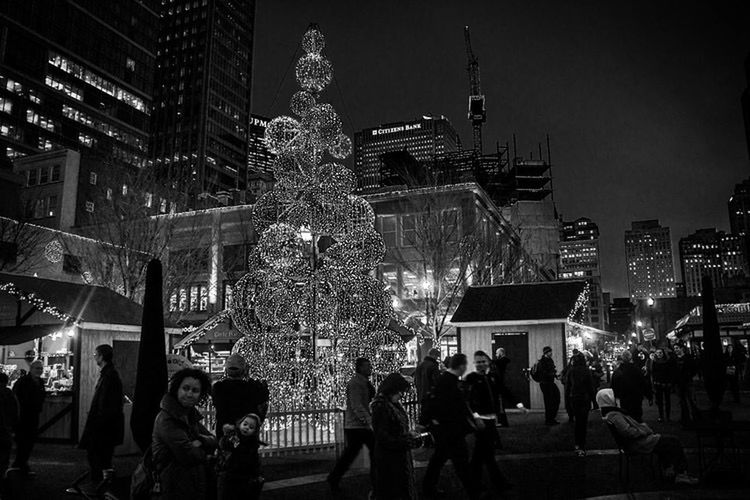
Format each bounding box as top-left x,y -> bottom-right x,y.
464,26 -> 486,156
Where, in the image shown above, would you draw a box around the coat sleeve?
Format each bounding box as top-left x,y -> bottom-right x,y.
155,416 -> 209,466
197,421 -> 217,452
372,404 -> 410,451
609,413 -> 648,440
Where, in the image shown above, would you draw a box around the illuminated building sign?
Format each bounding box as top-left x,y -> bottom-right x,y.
250,116 -> 268,128
371,122 -> 422,136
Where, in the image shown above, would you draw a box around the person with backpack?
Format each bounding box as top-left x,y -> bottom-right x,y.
533,346 -> 560,425
564,352 -> 595,457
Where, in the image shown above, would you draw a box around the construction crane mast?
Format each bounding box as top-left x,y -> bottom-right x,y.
464,26 -> 486,155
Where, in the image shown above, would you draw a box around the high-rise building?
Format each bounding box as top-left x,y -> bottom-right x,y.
354,115 -> 459,190
609,297 -> 635,337
624,220 -> 676,299
0,0 -> 158,169
559,218 -> 604,328
741,53 -> 750,161
678,228 -> 747,296
151,0 -> 254,195
247,114 -> 273,175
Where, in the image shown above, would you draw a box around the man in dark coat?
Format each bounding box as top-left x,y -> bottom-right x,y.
537,346 -> 560,425
11,360 -> 46,476
420,353 -> 480,499
612,350 -> 652,422
414,348 -> 441,406
68,344 -> 124,494
465,351 -> 511,493
492,347 -> 527,426
673,344 -> 699,424
212,354 -> 269,439
0,372 -> 19,493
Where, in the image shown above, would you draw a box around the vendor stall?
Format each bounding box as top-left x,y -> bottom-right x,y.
0,273 -> 181,449
451,281 -> 614,409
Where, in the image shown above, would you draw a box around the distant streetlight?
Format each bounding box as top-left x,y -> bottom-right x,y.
636,320 -> 643,328
647,297 -> 655,307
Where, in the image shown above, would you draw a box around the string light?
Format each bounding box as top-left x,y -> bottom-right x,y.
0,282 -> 76,323
231,25 -> 405,408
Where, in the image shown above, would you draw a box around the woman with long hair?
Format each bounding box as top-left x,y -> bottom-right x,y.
371,373 -> 421,500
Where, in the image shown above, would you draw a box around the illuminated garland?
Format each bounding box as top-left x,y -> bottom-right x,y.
0,282 -> 76,323
230,26 -> 405,408
567,281 -> 591,324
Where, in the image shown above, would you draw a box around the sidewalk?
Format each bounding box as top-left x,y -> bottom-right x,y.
10,390 -> 750,499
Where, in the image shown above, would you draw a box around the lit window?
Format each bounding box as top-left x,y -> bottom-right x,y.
78,133 -> 96,147
126,58 -> 136,71
122,184 -> 128,196
0,97 -> 11,114
144,192 -> 153,208
89,172 -> 98,185
106,188 -> 113,200
85,201 -> 95,212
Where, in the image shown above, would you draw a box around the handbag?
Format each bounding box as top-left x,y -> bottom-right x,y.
130,445 -> 162,499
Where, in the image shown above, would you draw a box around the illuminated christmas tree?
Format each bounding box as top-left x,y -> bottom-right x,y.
231,25 -> 405,408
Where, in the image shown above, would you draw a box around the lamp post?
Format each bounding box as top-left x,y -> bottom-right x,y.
647,297 -> 656,339
422,280 -> 432,350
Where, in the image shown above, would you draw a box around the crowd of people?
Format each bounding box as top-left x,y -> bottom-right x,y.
0,337 -> 747,499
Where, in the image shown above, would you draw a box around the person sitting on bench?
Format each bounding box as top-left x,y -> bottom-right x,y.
596,388 -> 698,485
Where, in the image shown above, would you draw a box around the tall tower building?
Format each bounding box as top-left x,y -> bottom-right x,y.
679,228 -> 747,296
353,115 -> 459,190
559,218 -> 604,328
151,0 -> 254,195
247,113 -> 273,175
0,0 -> 158,168
741,53 -> 750,161
624,220 -> 676,299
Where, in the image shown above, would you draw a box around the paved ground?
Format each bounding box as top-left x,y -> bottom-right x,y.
5,389 -> 750,499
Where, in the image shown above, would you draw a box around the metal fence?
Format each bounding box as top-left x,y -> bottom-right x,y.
201,384 -> 420,456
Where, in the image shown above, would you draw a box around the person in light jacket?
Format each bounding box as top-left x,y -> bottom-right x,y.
152,368 -> 217,500
327,357 -> 375,493
596,389 -> 697,485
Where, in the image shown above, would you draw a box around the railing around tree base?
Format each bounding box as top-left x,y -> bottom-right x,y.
200,399 -> 420,456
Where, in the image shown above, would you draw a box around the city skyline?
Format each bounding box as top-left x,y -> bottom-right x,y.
251,0 -> 750,297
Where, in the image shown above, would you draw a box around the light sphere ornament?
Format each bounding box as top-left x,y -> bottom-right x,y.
256,223 -> 306,270
295,53 -> 333,93
303,103 -> 342,147
252,190 -> 294,232
332,194 -> 376,238
318,163 -> 357,196
44,240 -> 64,263
329,134 -> 353,159
264,116 -> 300,154
301,27 -> 326,54
325,228 -> 386,272
290,91 -> 316,116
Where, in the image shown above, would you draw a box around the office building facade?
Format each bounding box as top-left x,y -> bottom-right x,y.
625,220 -> 676,299
679,228 -> 747,296
0,0 -> 158,169
151,0 -> 255,195
559,217 -> 604,328
247,113 -> 273,175
354,115 -> 459,190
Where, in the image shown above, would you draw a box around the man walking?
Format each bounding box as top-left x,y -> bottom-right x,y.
612,350 -> 652,422
414,347 -> 441,406
537,346 -> 560,426
493,347 -> 528,426
464,351 -> 511,493
420,353 -> 480,499
327,358 -> 375,493
11,360 -> 45,477
213,354 -> 270,439
68,344 -> 124,494
673,344 -> 699,425
0,372 -> 18,495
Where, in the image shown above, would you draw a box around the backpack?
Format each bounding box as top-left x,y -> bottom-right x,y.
130,445 -> 161,499
530,361 -> 543,382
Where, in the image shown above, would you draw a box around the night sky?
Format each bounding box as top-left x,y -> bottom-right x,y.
251,0 -> 750,298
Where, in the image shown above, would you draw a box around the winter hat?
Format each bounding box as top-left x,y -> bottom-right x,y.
596,388 -> 616,410
236,412 -> 261,427
543,346 -> 552,354
225,354 -> 246,375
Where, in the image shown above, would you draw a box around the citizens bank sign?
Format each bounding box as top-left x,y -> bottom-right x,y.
371,122 -> 422,136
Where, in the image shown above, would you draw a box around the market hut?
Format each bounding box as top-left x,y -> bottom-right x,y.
451,280 -> 612,409
0,273 -> 181,449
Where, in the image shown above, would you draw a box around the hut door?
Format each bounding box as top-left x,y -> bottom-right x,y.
492,332 -> 530,409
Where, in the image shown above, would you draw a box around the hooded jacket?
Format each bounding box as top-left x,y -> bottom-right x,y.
596,389 -> 660,454
151,394 -> 217,500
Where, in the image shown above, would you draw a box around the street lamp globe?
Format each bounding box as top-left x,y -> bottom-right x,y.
647,297 -> 655,307
636,320 -> 643,327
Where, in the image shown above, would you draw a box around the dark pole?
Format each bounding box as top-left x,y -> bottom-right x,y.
701,275 -> 724,414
